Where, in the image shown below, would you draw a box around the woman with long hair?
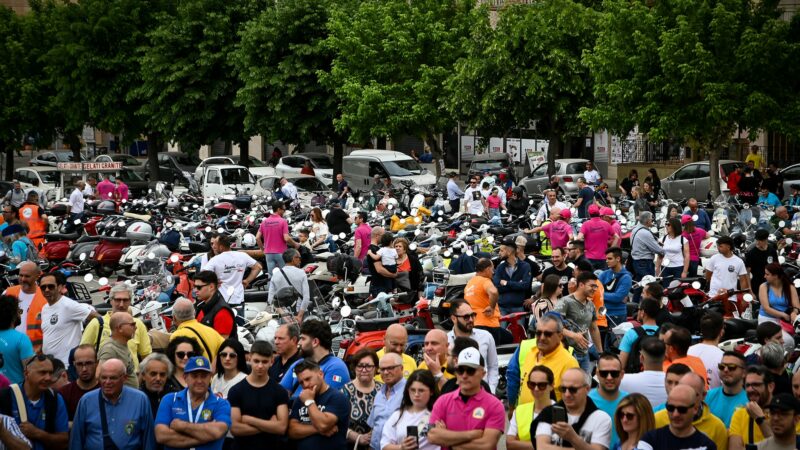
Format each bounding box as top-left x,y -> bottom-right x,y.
656,218 -> 690,284
647,168 -> 661,197
380,370 -> 439,450
211,339 -> 249,398
507,365 -> 556,450
613,393 -> 655,450
165,336 -> 203,389
759,262 -> 800,350
681,215 -> 706,277
532,274 -> 561,325
344,349 -> 383,449
620,170 -> 639,198
393,237 -> 423,298
310,207 -> 330,249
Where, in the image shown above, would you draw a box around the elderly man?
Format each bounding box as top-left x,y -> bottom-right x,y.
39,271 -> 99,366
770,206 -> 800,237
267,249 -> 310,323
3,262 -> 47,352
630,211 -> 665,295
367,353 -> 407,450
70,359 -> 155,450
269,324 -> 301,382
683,198 -> 712,231
191,270 -> 237,339
375,324 -> 417,382
418,329 -> 452,388
535,190 -> 568,225
97,312 -> 139,387
446,172 -> 464,212
81,282 -> 151,364
202,234 -> 262,311
653,373 -> 728,447
155,356 -> 231,450
169,298 -> 224,360
288,360 -> 349,450
446,300 -> 499,393
279,177 -> 299,205
3,181 -> 26,208
638,385 -> 717,450
58,345 -> 98,421
139,352 -> 177,417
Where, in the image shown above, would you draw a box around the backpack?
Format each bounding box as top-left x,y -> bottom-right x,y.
624,326 -> 658,374
0,385 -> 57,432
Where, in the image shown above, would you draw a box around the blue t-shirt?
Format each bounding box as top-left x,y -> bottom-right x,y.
757,192 -> 781,207
619,325 -> 659,354
577,187 -> 594,218
0,329 -> 34,384
706,386 -> 748,427
7,389 -> 69,450
280,354 -> 350,398
589,389 -> 627,449
289,386 -> 350,450
154,388 -> 231,450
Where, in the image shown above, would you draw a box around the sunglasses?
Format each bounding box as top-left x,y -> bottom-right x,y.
665,404 -> 691,414
456,366 -> 477,376
745,382 -> 764,389
454,313 -> 477,320
618,412 -> 637,421
176,351 -> 196,360
219,352 -> 237,359
26,354 -> 50,367
599,370 -> 621,379
193,283 -> 207,289
39,284 -> 57,291
536,330 -> 555,338
558,385 -> 585,394
526,381 -> 550,391
718,363 -> 743,372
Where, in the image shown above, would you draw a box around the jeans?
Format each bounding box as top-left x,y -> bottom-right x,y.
66,212 -> 83,233
589,259 -> 607,271
661,266 -> 684,287
326,236 -> 338,252
449,199 -> 461,213
575,352 -> 591,374
265,253 -> 285,274
339,198 -> 347,209
688,260 -> 700,277
632,259 -> 655,303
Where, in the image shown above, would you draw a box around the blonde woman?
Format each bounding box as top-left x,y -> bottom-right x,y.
613,393 -> 655,450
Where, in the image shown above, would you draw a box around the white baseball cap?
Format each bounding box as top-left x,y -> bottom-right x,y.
457,348 -> 483,369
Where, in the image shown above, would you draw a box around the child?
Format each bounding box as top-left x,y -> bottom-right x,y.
297,229 -> 313,252
368,232 -> 398,290
486,187 -> 503,219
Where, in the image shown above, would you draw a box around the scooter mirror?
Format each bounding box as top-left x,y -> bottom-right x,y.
443,251 -> 451,258
217,227 -> 225,234
388,204 -> 394,210
692,214 -> 699,221
147,252 -> 156,259
466,229 -> 473,235
182,206 -> 189,212
400,218 -> 406,224
750,217 -> 757,225
193,204 -> 198,209
170,254 -> 180,263
358,196 -> 364,202
691,281 -> 701,289
165,222 -> 173,228
779,255 -> 786,264
122,199 -> 127,204
598,306 -> 607,316
230,215 -> 238,221
438,210 -> 444,216
501,210 -> 507,215
743,293 -> 754,303
98,277 -> 109,286
530,214 -> 537,221
414,229 -> 421,236
79,253 -> 87,261
84,273 -> 93,282
331,297 -> 340,309
401,211 -> 408,217
707,230 -> 715,236
341,305 -> 352,318
339,232 -> 346,240
529,200 -> 534,205
236,209 -> 242,214
409,243 -> 418,251
779,221 -> 786,228
118,221 -> 126,227
205,226 -> 212,233
148,189 -> 153,194
414,217 -> 421,224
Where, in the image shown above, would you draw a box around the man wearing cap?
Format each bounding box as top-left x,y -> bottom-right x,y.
446,172 -> 464,213
428,347 -> 505,450
600,207 -> 621,235
577,204 -> 619,270
529,208 -> 574,252
155,355 -> 231,450
746,229 -> 779,292
534,190 -> 568,225
757,393 -> 800,449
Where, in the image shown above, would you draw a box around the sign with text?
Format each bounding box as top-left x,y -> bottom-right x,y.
57,162 -> 123,171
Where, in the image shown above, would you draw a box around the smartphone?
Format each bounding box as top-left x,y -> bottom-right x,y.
552,405 -> 567,423
745,445 -> 758,450
407,426 -> 419,445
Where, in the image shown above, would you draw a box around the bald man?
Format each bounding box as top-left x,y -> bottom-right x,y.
418,329 -> 453,388
3,261 -> 47,351
652,373 -> 727,449
97,312 -> 139,387
368,353 -> 407,450
375,324 -> 417,382
639,385 -> 717,449
168,298 -> 224,360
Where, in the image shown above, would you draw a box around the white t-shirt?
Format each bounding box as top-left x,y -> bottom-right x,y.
69,188 -> 85,214
377,247 -> 398,267
202,251 -> 258,306
380,409 -> 436,450
211,372 -> 247,399
688,343 -> 724,389
3,289 -> 34,334
536,201 -> 569,223
463,187 -> 485,215
535,409 -> 611,448
40,296 -> 94,365
662,235 -> 686,268
619,370 -> 667,407
311,221 -> 329,240
584,170 -> 602,184
706,253 -> 747,295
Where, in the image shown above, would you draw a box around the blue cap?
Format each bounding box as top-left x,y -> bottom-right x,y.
184,356 -> 212,374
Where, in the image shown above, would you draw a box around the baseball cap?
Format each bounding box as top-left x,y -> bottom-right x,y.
600,207 -> 615,217
680,214 -> 692,225
560,209 -> 572,220
755,229 -> 769,241
767,393 -> 800,413
515,235 -> 528,248
588,204 -> 600,217
457,347 -> 483,369
184,356 -> 212,374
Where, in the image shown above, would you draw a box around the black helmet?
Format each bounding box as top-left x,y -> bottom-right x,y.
512,186 -> 524,197
731,232 -> 747,249
274,286 -> 298,308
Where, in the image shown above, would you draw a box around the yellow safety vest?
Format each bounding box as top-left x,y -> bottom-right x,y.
515,402 -> 535,442
518,338 -> 575,405
539,220 -> 552,256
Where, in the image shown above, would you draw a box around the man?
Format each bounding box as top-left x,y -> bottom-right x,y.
230,341 -> 290,449
25,179 -> 46,210
58,344 -> 98,421
462,177 -> 486,216
529,208 -> 574,254
706,351 -> 748,427
540,247 -> 573,296
705,235 -> 750,296
746,229 -> 779,305
757,393 -> 800,450
746,145 -> 764,169
598,247 -> 633,329
445,300 -> 499,392
50,359 -> 68,390
18,192 -> 47,249
375,324 -> 417,381
554,271 -> 604,373
688,312 -> 725,389
336,173 -> 349,208
661,325 -> 708,385
566,240 -> 589,267
96,175 -> 115,200
653,373 -> 728,447
464,257 -> 501,342
630,211 -> 666,290
256,200 -> 300,273
0,412 -> 30,450
577,205 -> 619,269
684,198 -> 712,231
2,181 -> 25,208
534,190 -> 568,225
428,348 -> 505,450
620,337 -> 669,406
0,355 -> 69,450
81,282 -> 151,366
280,320 -> 350,398
287,360 -> 349,450
534,368 -> 612,450
39,272 -> 99,365
728,165 -> 743,196
739,166 -> 761,203
654,363 -> 692,411
508,314 -> 578,413
139,352 -> 177,416
439,337 -> 493,395
325,202 -> 352,236
67,181 -> 85,232
202,234 -> 262,311
569,258 -> 610,348
446,172 -> 464,213
758,186 -> 782,208
619,297 -> 660,371
769,206 -> 800,237
417,329 -> 452,389
279,177 -> 299,205
191,270 -> 238,339
729,365 -> 776,450
114,176 -> 129,202
155,356 -> 231,450
269,324 -> 301,382
70,359 -> 155,450
792,370 -> 800,399
352,212 -> 372,261
267,249 -> 310,323
0,205 -> 20,236
367,353 -> 407,450
584,161 -> 602,185
637,385 -> 717,450
366,226 -> 396,294
589,354 -> 628,449
571,178 -> 593,219
493,243 -> 532,319
97,312 -> 139,387
83,177 -> 96,198
0,295 -> 34,385
168,298 -> 224,360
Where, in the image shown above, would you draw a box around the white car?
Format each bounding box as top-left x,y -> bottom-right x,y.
275,153 -> 334,187
200,165 -> 256,198
193,155 -> 275,183
29,151 -> 85,167
253,175 -> 334,206
15,167 -> 69,202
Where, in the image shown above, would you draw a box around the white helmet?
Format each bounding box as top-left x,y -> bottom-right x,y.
167,197 -> 179,209
242,233 -> 256,247
126,222 -> 154,242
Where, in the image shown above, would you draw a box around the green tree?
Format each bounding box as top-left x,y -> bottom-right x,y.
0,6 -> 26,179
448,1 -> 599,178
582,0 -> 800,198
324,0 -> 482,175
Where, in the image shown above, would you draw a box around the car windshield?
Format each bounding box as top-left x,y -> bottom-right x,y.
384,159 -> 422,176
119,170 -> 144,181
247,157 -> 267,167
721,162 -> 744,177
220,168 -> 254,184
40,171 -> 61,184
294,178 -> 328,192
115,155 -> 141,166
175,153 -> 201,166
309,155 -> 333,169
56,152 -> 80,162
566,163 -> 587,174
472,160 -> 507,171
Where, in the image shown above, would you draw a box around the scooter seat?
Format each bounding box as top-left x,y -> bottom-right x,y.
99,236 -> 130,243
355,316 -> 401,333
76,235 -> 101,243
189,241 -> 210,253
45,232 -> 79,241
244,290 -> 269,303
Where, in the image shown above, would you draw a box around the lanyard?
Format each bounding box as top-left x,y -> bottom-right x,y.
187,395 -> 206,424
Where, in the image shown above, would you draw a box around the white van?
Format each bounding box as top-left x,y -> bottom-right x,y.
343,150 -> 437,193
201,165 -> 255,198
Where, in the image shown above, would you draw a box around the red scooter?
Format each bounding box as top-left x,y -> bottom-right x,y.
91,236 -> 131,277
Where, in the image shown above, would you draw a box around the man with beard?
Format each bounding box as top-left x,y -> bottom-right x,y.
139,353 -> 178,417
97,312 -> 141,388
729,365 -> 777,450
280,320 -> 350,399
539,247 -> 572,296
589,354 -> 628,449
757,394 -> 800,450
58,345 -> 98,421
288,360 -> 349,450
445,300 -> 498,393
638,385 -> 716,450
269,324 -> 301,382
706,351 -> 748,427
554,271 -> 604,373
653,373 -> 728,446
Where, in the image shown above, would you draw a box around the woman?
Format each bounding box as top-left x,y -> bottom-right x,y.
531,274 -> 561,325
666,203 -> 681,220
681,215 -> 706,277
344,349 -> 383,449
486,187 -> 504,219
507,187 -> 528,216
759,262 -> 800,349
507,365 -> 556,450
166,336 -> 203,389
394,237 -> 423,298
632,187 -> 649,216
593,183 -> 613,206
300,160 -> 315,176
620,170 -> 639,198
656,218 -> 690,284
647,168 -> 661,197
211,339 -> 248,398
613,393 -> 655,450
642,182 -> 659,211
380,370 -> 439,450
310,207 -> 331,249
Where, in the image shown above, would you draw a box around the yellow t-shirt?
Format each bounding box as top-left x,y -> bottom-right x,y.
729,407 -> 800,445
655,403 -> 728,450
745,153 -> 763,169
519,345 -> 578,404
81,312 -> 153,363
418,359 -> 455,380
375,348 -> 418,382
170,319 -> 225,361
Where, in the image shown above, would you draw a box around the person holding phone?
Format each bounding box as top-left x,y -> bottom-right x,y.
380,370 -> 439,450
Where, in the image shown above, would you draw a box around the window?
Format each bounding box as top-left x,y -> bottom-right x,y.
383,159 -> 422,176
260,178 -> 276,190
532,164 -> 548,177
17,171 -> 31,183
565,163 -> 586,174
369,162 -> 387,177
695,164 -> 710,178
207,170 -> 221,184
721,162 -> 744,177
284,157 -> 302,168
294,178 -> 327,192
44,154 -> 57,163
175,153 -> 201,166
673,165 -> 697,180
308,155 -> 333,169
782,165 -> 800,180
96,155 -> 111,163
247,156 -> 267,167
220,168 -> 253,184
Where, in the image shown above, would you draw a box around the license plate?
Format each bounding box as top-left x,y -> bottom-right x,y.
431,298 -> 441,309
337,348 -> 345,358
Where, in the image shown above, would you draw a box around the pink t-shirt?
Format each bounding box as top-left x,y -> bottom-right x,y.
115,183 -> 129,200
542,220 -> 573,249
682,228 -> 707,262
97,180 -> 115,200
486,195 -> 502,209
610,220 -> 621,236
580,217 -> 616,260
354,223 -> 372,260
259,214 -> 289,254
429,388 -> 505,444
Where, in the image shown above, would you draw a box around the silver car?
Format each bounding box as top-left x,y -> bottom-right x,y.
661,160 -> 744,201
519,158 -> 592,196
780,163 -> 800,199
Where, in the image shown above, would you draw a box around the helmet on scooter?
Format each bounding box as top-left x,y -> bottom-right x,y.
242,233 -> 257,248
167,197 -> 180,209
126,222 -> 153,243
274,286 -> 299,308
731,232 -> 747,250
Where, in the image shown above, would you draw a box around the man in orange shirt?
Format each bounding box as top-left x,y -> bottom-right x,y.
465,258 -> 501,344
661,324 -> 708,386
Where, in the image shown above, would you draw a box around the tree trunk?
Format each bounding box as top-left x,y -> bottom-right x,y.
239,137 -> 249,168
425,131 -> 442,178
546,130 -> 562,177
147,132 -> 161,182
2,140 -> 11,181
65,133 -> 82,162
708,141 -> 722,201
376,136 -> 387,149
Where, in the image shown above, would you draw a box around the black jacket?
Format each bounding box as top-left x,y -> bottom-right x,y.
196,290 -> 237,340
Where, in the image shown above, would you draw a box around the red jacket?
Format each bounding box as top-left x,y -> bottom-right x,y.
727,170 -> 741,195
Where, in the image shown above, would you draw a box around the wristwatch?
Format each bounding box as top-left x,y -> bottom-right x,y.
304,399 -> 316,407
755,416 -> 766,425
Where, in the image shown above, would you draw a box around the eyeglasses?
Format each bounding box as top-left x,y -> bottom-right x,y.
111,297 -> 131,302
454,313 -> 477,320
665,404 -> 691,414
536,330 -> 555,338
39,284 -> 57,291
599,370 -> 621,379
527,381 -> 550,391
356,364 -> 375,371
745,382 -> 765,389
219,352 -> 237,359
175,351 -> 196,360
718,363 -> 744,372
379,365 -> 401,373
618,412 -> 637,421
558,385 -> 585,395
456,366 -> 477,376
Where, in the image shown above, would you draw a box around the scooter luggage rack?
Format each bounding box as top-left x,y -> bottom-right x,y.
69,282 -> 93,304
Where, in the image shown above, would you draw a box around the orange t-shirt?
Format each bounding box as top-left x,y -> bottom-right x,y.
591,282 -> 607,328
664,355 -> 708,386
465,275 -> 500,328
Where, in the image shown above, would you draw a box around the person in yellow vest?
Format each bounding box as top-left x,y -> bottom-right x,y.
18,192 -> 47,250
2,261 -> 47,353
507,314 -> 578,419
506,365 -> 556,450
375,323 -> 417,382
653,372 -> 729,450
417,329 -> 453,390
